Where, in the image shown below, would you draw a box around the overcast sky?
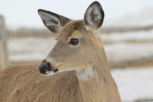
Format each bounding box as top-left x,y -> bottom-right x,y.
0,0 -> 153,29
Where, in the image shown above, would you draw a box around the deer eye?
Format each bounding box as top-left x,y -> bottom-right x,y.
70,38 -> 79,45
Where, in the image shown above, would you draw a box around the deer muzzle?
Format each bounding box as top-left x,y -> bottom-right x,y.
38,60 -> 52,74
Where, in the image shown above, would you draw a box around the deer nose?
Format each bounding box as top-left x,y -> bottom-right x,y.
38,60 -> 51,74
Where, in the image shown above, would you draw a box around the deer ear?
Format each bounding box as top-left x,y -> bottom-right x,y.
84,1 -> 104,29
38,9 -> 71,34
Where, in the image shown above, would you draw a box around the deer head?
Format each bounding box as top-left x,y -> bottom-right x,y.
38,1 -> 105,77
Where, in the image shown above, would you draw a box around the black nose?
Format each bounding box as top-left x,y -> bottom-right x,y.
38,63 -> 48,74
38,60 -> 52,74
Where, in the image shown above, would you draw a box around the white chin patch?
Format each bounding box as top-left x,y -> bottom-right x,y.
44,68 -> 75,76
76,67 -> 97,80
44,66 -> 61,76
44,67 -> 98,80
45,71 -> 55,76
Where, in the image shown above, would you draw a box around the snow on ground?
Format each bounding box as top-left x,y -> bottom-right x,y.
8,37 -> 56,61
100,29 -> 153,43
7,29 -> 153,68
104,42 -> 153,62
8,38 -> 153,62
111,66 -> 153,102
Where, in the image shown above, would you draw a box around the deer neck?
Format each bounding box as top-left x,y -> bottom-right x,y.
76,49 -> 113,102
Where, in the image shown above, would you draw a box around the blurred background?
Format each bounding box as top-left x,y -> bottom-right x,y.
0,0 -> 153,102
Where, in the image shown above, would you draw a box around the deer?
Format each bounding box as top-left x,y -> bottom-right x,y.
0,1 -> 121,102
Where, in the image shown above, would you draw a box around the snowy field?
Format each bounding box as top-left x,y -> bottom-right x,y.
104,42 -> 153,62
111,66 -> 153,102
8,29 -> 153,62
101,29 -> 153,43
8,37 -> 56,61
8,38 -> 153,63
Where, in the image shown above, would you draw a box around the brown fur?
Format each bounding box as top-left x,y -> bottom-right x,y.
0,64 -> 83,102
0,1 -> 121,102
